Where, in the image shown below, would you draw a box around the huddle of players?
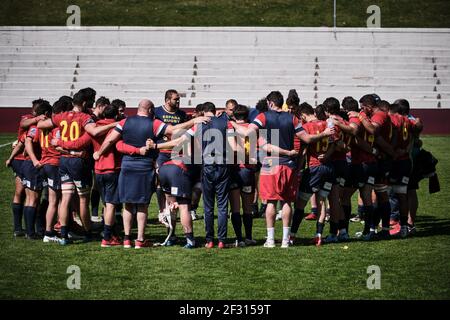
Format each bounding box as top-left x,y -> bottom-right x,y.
6,87 -> 423,249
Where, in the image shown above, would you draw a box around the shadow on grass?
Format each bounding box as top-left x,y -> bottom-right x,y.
413,215 -> 450,238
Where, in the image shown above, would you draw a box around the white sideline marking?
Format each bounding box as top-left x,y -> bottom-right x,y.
0,141 -> 14,148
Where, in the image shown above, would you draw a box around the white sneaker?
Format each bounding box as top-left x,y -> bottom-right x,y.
281,240 -> 290,248
235,240 -> 246,248
43,235 -> 61,243
263,239 -> 276,248
190,210 -> 198,221
244,238 -> 257,246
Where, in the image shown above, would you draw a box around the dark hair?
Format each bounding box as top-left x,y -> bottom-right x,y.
359,94 -> 377,107
34,99 -> 52,117
389,103 -> 401,114
299,102 -> 315,116
32,98 -> 46,110
111,99 -> 126,109
78,87 -> 96,109
195,103 -> 204,113
394,99 -> 410,116
286,89 -> 300,108
226,99 -> 238,108
95,96 -> 110,107
315,104 -> 327,120
103,105 -> 119,119
233,104 -> 249,121
377,100 -> 390,112
255,98 -> 268,113
202,102 -> 216,114
165,89 -> 178,101
266,91 -> 284,108
342,96 -> 359,112
323,97 -> 340,115
73,88 -> 96,110
53,99 -> 70,114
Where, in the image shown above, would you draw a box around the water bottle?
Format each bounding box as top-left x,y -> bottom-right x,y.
327,118 -> 334,143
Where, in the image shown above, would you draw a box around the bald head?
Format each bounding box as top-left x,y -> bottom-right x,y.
137,99 -> 154,116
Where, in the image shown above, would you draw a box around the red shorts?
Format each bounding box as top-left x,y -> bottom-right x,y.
259,164 -> 298,202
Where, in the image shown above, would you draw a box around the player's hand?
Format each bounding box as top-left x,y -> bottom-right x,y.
5,158 -> 11,167
36,114 -> 47,122
288,149 -> 299,157
93,152 -> 100,161
32,160 -> 42,169
318,154 -> 326,162
139,146 -> 148,156
216,110 -> 225,118
50,138 -> 59,146
193,116 -> 211,124
323,126 -> 335,136
146,139 -> 155,150
347,111 -> 359,118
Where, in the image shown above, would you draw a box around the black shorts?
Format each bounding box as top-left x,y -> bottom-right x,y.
10,159 -> 24,179
21,160 -> 45,191
96,172 -> 120,205
390,159 -> 412,186
331,160 -> 350,187
59,157 -> 92,192
347,162 -> 377,189
159,164 -> 192,200
299,164 -> 334,196
229,166 -> 256,194
375,159 -> 392,185
42,164 -> 61,190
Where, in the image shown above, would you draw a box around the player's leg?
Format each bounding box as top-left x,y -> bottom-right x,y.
216,166 -> 230,248
123,203 -> 134,248
229,169 -> 243,245
135,203 -> 150,248
241,191 -> 255,245
12,174 -> 26,236
202,166 -> 215,247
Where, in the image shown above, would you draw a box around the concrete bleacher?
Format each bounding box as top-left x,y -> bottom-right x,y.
0,27 -> 449,111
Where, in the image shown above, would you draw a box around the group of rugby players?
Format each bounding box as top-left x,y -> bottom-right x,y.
5,87 -> 424,249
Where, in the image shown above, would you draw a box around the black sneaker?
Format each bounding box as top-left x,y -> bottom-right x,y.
25,233 -> 42,240
13,230 -> 25,237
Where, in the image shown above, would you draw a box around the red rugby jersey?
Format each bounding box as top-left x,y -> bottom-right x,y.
349,117 -> 376,164
52,111 -> 94,158
15,114 -> 34,161
303,120 -> 329,168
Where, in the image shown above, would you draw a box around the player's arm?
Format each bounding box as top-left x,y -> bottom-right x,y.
230,121 -> 259,137
319,142 -> 336,163
296,127 -> 334,145
149,134 -> 190,150
358,112 -> 379,135
84,122 -> 117,137
333,118 -> 359,136
165,116 -> 211,136
21,114 -> 46,129
24,136 -> 41,168
95,130 -> 122,159
54,131 -> 92,150
260,142 -> 298,157
116,140 -> 147,156
375,136 -> 396,158
5,140 -> 24,167
37,118 -> 54,130
354,136 -> 379,156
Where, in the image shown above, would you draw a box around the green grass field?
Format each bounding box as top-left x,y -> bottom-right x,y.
1,0 -> 450,27
0,133 -> 449,300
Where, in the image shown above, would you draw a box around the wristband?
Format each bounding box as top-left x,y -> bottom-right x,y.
155,143 -> 158,150
372,148 -> 378,155
70,151 -> 76,155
